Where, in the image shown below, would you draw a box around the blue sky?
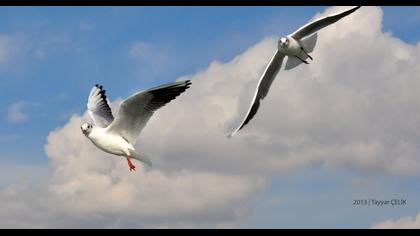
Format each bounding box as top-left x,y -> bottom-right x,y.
0,6 -> 420,228
2,6 -> 419,165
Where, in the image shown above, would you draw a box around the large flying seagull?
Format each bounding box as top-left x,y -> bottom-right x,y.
81,81 -> 191,171
228,6 -> 361,137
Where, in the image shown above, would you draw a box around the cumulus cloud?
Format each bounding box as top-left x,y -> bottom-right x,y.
371,213 -> 420,229
40,112 -> 266,228
2,6 -> 420,228
136,6 -> 420,176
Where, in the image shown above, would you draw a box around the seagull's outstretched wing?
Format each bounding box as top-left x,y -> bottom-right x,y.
106,80 -> 191,144
87,84 -> 114,128
228,50 -> 285,138
290,6 -> 361,40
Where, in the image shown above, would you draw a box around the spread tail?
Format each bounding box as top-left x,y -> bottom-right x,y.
285,33 -> 317,71
131,150 -> 152,167
301,32 -> 317,53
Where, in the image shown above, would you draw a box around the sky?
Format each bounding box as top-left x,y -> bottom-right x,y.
0,6 -> 420,228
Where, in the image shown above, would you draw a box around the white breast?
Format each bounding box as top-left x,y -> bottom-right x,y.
278,36 -> 301,56
87,127 -> 132,156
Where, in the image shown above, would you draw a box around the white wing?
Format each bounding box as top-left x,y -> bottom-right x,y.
106,80 -> 191,144
290,6 -> 360,40
228,50 -> 285,138
87,84 -> 114,128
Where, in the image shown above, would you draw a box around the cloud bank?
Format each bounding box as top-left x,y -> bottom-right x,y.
137,6 -> 420,176
1,6 -> 420,228
42,113 -> 265,227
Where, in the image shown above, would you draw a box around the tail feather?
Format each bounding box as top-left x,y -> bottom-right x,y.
131,151 -> 152,167
285,56 -> 305,70
285,33 -> 318,71
301,32 -> 317,53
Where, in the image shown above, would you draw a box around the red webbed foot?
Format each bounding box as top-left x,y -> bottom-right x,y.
127,156 -> 136,172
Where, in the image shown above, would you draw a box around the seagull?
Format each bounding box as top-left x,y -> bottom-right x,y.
81,80 -> 192,171
228,6 -> 361,138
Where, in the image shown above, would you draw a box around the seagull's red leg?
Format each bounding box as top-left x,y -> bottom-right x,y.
127,155 -> 136,172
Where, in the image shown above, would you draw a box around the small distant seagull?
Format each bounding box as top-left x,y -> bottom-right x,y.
81,81 -> 191,171
228,6 -> 361,138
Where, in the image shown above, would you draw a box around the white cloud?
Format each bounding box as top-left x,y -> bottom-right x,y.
371,213 -> 420,229
135,6 -> 420,176
2,6 -> 420,228
0,184 -> 53,228
40,113 -> 265,228
7,102 -> 28,124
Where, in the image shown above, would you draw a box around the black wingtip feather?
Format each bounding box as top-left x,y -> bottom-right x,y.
144,80 -> 192,112
94,84 -> 111,110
